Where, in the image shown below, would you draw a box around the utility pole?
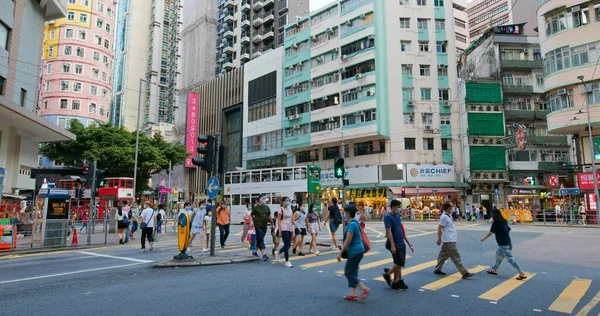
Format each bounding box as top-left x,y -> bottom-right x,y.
210,133 -> 221,257
168,160 -> 171,214
340,143 -> 347,208
87,159 -> 97,245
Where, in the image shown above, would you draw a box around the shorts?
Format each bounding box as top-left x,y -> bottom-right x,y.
295,228 -> 307,236
271,230 -> 280,244
390,245 -> 407,267
329,219 -> 340,233
191,225 -> 204,234
308,222 -> 319,234
117,220 -> 127,229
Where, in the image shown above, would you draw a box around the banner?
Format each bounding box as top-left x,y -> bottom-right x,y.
576,172 -> 600,189
185,92 -> 199,168
406,164 -> 455,182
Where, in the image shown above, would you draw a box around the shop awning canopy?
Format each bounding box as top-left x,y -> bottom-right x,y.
391,187 -> 460,196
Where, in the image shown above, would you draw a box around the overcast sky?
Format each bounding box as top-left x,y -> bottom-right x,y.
310,0 -> 475,11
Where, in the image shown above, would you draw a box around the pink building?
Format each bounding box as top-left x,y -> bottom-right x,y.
38,0 -> 115,130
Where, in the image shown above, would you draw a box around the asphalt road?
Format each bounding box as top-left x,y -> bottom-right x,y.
1,221 -> 599,316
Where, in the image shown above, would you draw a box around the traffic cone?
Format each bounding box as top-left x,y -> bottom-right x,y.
71,228 -> 78,247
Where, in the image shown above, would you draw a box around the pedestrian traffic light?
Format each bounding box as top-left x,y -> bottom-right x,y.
96,169 -> 106,188
192,135 -> 215,173
334,158 -> 345,179
82,164 -> 89,175
76,188 -> 85,199
401,187 -> 406,198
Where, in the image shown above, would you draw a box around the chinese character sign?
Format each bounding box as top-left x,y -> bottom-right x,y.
185,92 -> 199,168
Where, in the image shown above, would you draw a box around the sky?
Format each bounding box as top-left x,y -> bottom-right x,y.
311,0 -> 475,11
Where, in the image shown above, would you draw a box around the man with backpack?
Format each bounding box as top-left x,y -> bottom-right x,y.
324,197 -> 342,250
382,200 -> 414,290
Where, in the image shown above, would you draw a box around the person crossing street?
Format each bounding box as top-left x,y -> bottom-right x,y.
434,201 -> 474,279
382,200 -> 414,290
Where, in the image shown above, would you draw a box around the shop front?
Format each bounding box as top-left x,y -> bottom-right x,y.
319,166 -> 384,216
576,172 -> 599,224
506,187 -> 543,212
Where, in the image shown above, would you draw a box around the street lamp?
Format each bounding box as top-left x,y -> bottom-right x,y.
577,75 -> 600,222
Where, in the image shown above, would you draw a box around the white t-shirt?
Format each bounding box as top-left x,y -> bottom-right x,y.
438,212 -> 457,243
159,209 -> 166,220
204,215 -> 212,228
140,208 -> 156,228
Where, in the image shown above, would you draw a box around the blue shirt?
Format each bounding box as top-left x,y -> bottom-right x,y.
345,219 -> 365,255
384,212 -> 405,247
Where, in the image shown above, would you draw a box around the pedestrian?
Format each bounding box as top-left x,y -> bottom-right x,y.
271,210 -> 280,257
275,196 -> 294,268
307,204 -> 321,255
80,212 -> 89,233
380,205 -> 386,221
555,204 -> 564,224
140,201 -> 156,252
434,201 -> 474,279
292,202 -> 308,256
158,206 -> 166,234
480,207 -> 527,280
337,204 -> 370,302
465,204 -> 471,221
189,203 -> 207,252
475,206 -> 481,222
130,202 -> 140,240
156,204 -> 165,234
204,208 -> 212,249
482,205 -> 488,221
116,205 -> 128,244
251,194 -> 273,261
217,200 -> 231,248
241,202 -> 252,245
382,200 -> 415,290
324,197 -> 342,250
578,202 -> 587,225
291,199 -> 299,213
122,201 -> 132,243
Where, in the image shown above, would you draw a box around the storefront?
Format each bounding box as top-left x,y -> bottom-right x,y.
319,166 -> 384,214
576,172 -> 599,224
506,188 -> 542,211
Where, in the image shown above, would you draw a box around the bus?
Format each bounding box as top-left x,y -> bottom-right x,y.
224,166 -> 321,224
98,177 -> 134,219
57,178 -> 91,218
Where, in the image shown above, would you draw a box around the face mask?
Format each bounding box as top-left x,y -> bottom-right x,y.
312,207 -> 316,211
247,206 -> 252,209
261,199 -> 267,205
302,206 -> 307,211
285,201 -> 291,207
292,203 -> 297,207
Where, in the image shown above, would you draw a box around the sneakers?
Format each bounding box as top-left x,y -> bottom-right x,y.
262,254 -> 269,261
315,250 -> 321,255
284,261 -> 293,268
292,248 -> 297,255
149,246 -> 154,251
275,252 -> 281,261
462,272 -> 474,279
434,270 -> 447,275
252,252 -> 259,258
330,246 -> 337,251
382,270 -> 392,287
394,280 -> 408,291
203,248 -> 208,252
298,252 -> 305,256
272,248 -> 276,256
188,245 -> 192,251
141,248 -> 145,252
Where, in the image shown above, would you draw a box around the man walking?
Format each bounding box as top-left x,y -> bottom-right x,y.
140,201 -> 156,252
251,194 -> 274,261
434,201 -> 474,279
465,204 -> 471,221
80,212 -> 89,233
130,202 -> 140,240
382,200 -> 414,290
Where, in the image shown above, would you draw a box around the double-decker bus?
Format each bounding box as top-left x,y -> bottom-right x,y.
224,166 -> 321,224
57,178 -> 91,218
98,177 -> 134,219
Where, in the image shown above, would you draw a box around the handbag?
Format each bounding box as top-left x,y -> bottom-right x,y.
140,211 -> 154,230
360,224 -> 371,253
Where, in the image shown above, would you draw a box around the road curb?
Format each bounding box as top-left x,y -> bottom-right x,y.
521,224 -> 600,229
153,255 -> 259,268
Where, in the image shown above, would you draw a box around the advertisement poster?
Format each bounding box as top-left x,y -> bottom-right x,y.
46,198 -> 69,220
185,92 -> 199,168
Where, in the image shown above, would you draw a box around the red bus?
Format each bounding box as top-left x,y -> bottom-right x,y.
98,177 -> 134,219
57,178 -> 91,218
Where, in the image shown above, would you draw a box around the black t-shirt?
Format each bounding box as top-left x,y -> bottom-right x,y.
328,205 -> 340,220
490,222 -> 511,246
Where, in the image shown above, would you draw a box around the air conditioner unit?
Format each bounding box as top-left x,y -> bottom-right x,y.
557,88 -> 567,95
535,97 -> 542,102
320,120 -> 326,123
341,55 -> 348,60
316,57 -> 323,62
293,114 -> 300,119
328,117 -> 336,122
570,6 -> 580,12
339,67 -> 346,73
297,62 -> 303,67
534,48 -> 541,53
292,43 -> 299,49
346,20 -> 353,26
407,100 -> 415,106
354,111 -> 365,116
360,42 -> 365,50
438,64 -> 447,69
522,48 -> 529,53
48,20 -> 56,25
360,14 -> 367,19
443,101 -> 450,106
357,86 -> 363,91
327,28 -> 334,34
310,100 -> 315,104
293,125 -> 301,129
289,65 -> 296,70
311,35 -> 318,41
292,83 -> 299,88
333,47 -> 339,53
356,73 -> 364,79
368,34 -> 375,40
287,115 -> 295,121
425,125 -> 432,131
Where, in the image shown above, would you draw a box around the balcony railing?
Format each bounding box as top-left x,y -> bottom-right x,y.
502,84 -> 534,94
500,59 -> 543,70
526,135 -> 569,146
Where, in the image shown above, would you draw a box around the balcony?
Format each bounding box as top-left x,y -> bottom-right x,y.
261,10 -> 275,24
263,43 -> 274,53
526,135 -> 569,146
241,33 -> 251,44
538,161 -> 564,171
224,28 -> 235,39
224,11 -> 236,24
252,33 -> 263,43
224,43 -> 235,54
224,0 -> 235,8
264,0 -> 275,8
241,49 -> 251,61
241,15 -> 251,28
502,84 -> 534,94
500,59 -> 543,70
279,0 -> 288,12
253,16 -> 263,28
241,0 -> 251,12
253,0 -> 263,11
224,60 -> 234,70
252,47 -> 263,58
262,27 -> 274,41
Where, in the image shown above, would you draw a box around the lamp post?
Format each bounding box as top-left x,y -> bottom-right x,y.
577,75 -> 600,222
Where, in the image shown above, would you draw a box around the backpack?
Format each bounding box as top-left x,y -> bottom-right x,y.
157,213 -> 162,221
122,213 -> 129,225
333,207 -> 343,225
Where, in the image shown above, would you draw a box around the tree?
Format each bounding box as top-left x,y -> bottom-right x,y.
40,121 -> 189,193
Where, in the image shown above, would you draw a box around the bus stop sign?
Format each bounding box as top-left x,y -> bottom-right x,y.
206,176 -> 219,199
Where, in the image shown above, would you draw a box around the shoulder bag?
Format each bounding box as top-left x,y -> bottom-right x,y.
140,211 -> 154,230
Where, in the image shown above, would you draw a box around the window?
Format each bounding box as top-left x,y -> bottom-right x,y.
248,97 -> 277,122
436,41 -> 447,53
102,55 -> 109,65
48,45 -> 54,56
90,85 -> 98,95
93,51 -> 100,61
586,84 -> 600,105
75,64 -> 83,75
43,100 -> 48,110
83,0 -> 89,5
420,88 -> 431,100
311,72 -> 339,89
62,63 -> 71,73
311,117 -> 341,133
67,11 -> 75,21
545,12 -> 567,36
340,59 -> 375,80
104,39 -> 110,49
400,41 -> 411,52
296,149 -> 319,163
76,47 -> 85,57
596,4 -> 600,21
46,63 -> 52,74
97,2 -> 104,12
400,18 -> 410,29
420,65 -> 430,76
354,140 -> 385,156
72,100 -> 80,110
435,0 -> 444,5
405,138 -> 416,150
419,41 -> 429,52
65,28 -> 74,38
417,19 -> 428,30
402,64 -> 412,76
417,0 -> 426,5
64,46 -> 72,55
422,112 -> 433,125
440,114 -> 450,125
342,109 -> 377,127
404,113 -> 415,125
438,67 -> 448,76
441,138 -> 452,150
0,76 -> 4,96
101,89 -> 107,98
435,19 -> 445,30
50,28 -> 56,40
399,0 -> 409,4
423,138 -> 434,150
79,13 -> 88,23
105,24 -> 111,34
20,88 -> 26,107
323,145 -> 349,160
99,105 -> 106,116
95,35 -> 102,45
78,30 -> 86,40
60,81 -> 69,91
0,22 -> 8,49
73,82 -> 82,92
96,18 -> 104,29
403,88 -> 414,102
102,72 -> 107,82
89,103 -> 96,114
60,99 -> 68,109
573,5 -> 590,27
45,81 -> 50,92
92,68 -> 99,78
439,89 -> 449,100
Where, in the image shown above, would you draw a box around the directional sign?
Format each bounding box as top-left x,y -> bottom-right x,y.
549,175 -> 558,187
560,188 -> 580,195
0,167 -> 5,185
206,176 -> 219,199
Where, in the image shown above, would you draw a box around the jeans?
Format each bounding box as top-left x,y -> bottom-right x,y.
141,227 -> 154,249
80,223 -> 87,232
125,226 -> 130,242
131,221 -> 138,233
435,242 -> 468,275
345,252 -> 364,288
157,220 -> 163,233
279,231 -> 292,261
255,227 -> 267,250
218,224 -> 230,247
492,245 -> 523,274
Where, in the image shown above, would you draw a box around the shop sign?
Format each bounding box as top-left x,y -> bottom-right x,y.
586,193 -> 597,211
347,188 -> 386,199
320,166 -> 379,186
406,164 -> 454,183
576,172 -> 600,189
185,92 -> 199,168
512,189 -> 536,195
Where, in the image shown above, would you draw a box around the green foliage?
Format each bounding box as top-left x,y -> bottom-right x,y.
40,121 -> 188,193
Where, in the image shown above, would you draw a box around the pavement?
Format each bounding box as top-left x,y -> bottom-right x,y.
1,221 -> 599,316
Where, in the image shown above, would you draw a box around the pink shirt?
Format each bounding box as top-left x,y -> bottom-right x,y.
278,207 -> 293,232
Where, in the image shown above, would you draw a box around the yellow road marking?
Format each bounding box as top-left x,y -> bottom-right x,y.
576,290 -> 600,316
0,247 -> 109,260
549,278 -> 592,314
283,250 -> 338,262
372,231 -> 437,243
336,258 -> 395,274
478,273 -> 536,301
374,260 -> 438,281
421,265 -> 489,291
300,252 -> 380,268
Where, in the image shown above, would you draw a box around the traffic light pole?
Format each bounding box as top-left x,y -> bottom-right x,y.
340,144 -> 347,208
209,133 -> 221,257
87,159 -> 97,245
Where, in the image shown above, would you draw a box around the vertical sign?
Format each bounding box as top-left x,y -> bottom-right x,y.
185,92 -> 199,168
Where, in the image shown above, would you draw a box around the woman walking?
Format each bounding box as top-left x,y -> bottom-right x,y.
241,203 -> 252,244
217,201 -> 231,248
116,206 -> 128,244
480,207 -> 527,280
307,204 -> 321,255
337,205 -> 370,301
292,203 -> 308,256
275,196 -> 294,268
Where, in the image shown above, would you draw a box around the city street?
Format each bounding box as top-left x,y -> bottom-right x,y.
1,221 -> 599,315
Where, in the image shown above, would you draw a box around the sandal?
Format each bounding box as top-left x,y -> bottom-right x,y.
516,275 -> 527,281
486,270 -> 498,275
344,295 -> 358,301
360,288 -> 371,302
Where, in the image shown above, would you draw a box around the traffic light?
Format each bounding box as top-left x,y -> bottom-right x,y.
76,188 -> 84,199
334,158 -> 345,179
82,164 -> 89,176
192,135 -> 215,173
401,187 -> 406,198
96,169 -> 106,188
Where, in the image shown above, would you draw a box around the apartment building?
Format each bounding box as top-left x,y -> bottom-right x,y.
467,0 -> 538,43
281,0 -> 466,202
453,0 -> 468,55
214,0 -> 308,75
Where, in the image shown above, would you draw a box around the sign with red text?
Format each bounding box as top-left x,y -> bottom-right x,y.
185,92 -> 199,168
576,172 -> 600,190
516,129 -> 526,150
549,175 -> 558,187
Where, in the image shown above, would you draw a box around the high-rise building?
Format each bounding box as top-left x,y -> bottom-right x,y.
112,0 -> 182,131
467,0 -> 538,43
279,0 -> 466,202
214,0 -> 309,75
39,0 -> 116,129
453,0 -> 469,55
0,0 -> 75,194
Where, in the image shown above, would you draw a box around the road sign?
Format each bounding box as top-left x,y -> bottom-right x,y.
206,176 -> 219,199
549,175 -> 558,187
0,167 -> 5,185
560,188 -> 580,195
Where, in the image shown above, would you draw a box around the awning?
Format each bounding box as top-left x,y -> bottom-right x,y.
2,193 -> 27,200
390,187 -> 460,196
508,185 -> 546,190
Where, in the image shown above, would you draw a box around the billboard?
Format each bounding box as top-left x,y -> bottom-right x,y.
406,164 -> 455,182
185,92 -> 199,168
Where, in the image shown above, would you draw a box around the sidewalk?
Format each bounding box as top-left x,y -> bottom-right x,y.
522,222 -> 600,229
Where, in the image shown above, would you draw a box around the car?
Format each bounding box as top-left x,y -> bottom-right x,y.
535,209 -> 556,221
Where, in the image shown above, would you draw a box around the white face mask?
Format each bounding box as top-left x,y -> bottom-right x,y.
302,206 -> 307,211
